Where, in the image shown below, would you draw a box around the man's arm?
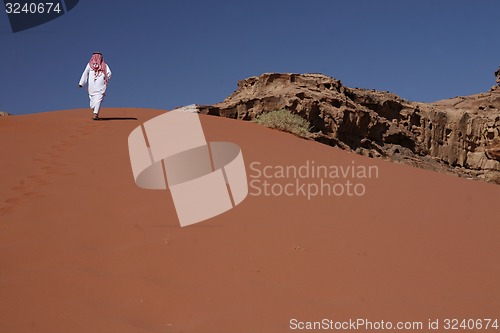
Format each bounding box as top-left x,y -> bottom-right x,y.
79,64 -> 90,87
106,65 -> 112,81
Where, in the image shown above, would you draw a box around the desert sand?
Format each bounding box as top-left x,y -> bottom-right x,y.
1,108 -> 499,332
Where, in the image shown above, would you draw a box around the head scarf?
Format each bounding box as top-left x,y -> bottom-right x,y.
89,52 -> 109,85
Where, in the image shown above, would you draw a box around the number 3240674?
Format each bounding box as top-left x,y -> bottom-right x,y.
5,2 -> 62,14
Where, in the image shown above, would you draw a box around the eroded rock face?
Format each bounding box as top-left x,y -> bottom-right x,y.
198,73 -> 500,182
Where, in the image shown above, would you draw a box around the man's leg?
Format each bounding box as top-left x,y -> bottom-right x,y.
93,101 -> 101,120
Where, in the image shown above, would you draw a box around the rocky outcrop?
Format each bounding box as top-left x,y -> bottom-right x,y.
0,111 -> 9,117
198,73 -> 500,183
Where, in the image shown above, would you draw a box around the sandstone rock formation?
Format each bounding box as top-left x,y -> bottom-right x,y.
198,73 -> 500,183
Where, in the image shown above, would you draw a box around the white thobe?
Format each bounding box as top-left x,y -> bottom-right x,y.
79,64 -> 112,115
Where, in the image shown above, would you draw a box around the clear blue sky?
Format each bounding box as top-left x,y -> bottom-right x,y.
1,0 -> 499,115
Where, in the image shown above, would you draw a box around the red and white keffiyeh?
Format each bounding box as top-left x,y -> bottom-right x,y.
88,52 -> 109,84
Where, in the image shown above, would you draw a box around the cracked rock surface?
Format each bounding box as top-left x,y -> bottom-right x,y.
199,73 -> 500,183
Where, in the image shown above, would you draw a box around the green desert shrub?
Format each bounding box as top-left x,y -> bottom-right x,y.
252,109 -> 311,138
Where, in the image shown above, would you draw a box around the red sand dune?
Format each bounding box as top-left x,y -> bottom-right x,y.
1,108 -> 499,333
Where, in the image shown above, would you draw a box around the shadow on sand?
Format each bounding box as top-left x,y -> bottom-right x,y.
96,117 -> 138,121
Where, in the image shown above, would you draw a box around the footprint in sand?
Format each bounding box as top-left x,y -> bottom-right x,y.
2,172 -> 52,214
1,197 -> 22,215
4,197 -> 21,205
1,191 -> 45,216
2,126 -> 86,215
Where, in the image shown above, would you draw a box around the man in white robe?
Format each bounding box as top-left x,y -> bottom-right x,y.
79,52 -> 112,120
